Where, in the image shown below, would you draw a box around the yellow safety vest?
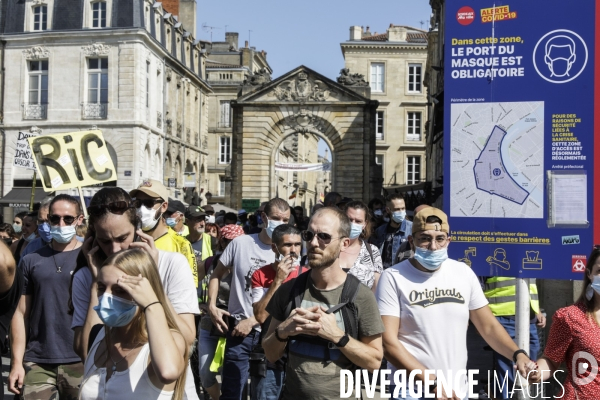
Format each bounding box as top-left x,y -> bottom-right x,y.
484,277 -> 540,316
155,228 -> 198,287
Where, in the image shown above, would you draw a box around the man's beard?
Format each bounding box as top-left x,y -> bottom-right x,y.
308,245 -> 340,270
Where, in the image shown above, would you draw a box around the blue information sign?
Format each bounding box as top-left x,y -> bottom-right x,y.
444,1 -> 599,279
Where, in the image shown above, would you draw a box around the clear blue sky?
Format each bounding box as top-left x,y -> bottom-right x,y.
195,0 -> 432,80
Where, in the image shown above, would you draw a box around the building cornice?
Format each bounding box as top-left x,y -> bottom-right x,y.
1,28 -> 213,93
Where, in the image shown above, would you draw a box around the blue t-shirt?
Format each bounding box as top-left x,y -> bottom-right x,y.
21,245 -> 81,364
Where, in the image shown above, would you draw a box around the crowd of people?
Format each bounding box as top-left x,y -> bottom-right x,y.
0,184 -> 598,400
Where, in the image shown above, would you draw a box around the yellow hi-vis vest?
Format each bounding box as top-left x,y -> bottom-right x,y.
484,277 -> 540,316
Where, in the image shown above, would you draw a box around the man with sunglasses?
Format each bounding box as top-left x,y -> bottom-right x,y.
130,180 -> 198,287
207,197 -> 290,400
262,207 -> 385,399
376,207 -> 535,399
9,195 -> 85,399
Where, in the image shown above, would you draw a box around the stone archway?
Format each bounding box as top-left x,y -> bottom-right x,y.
229,66 -> 380,208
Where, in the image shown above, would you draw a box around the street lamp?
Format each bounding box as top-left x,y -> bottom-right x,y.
205,191 -> 213,202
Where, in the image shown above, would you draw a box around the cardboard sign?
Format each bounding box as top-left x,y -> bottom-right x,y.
183,172 -> 196,188
28,130 -> 117,192
14,131 -> 39,170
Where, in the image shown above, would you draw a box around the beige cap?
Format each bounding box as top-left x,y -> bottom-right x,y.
130,179 -> 169,201
412,207 -> 450,234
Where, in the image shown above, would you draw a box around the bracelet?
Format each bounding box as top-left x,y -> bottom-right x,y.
143,301 -> 161,313
275,326 -> 288,343
512,349 -> 529,363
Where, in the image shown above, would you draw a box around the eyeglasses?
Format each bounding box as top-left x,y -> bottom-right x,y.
301,230 -> 344,245
88,201 -> 133,217
49,214 -> 78,225
133,199 -> 163,209
414,234 -> 449,249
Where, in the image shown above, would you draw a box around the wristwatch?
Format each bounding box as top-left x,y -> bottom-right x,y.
336,333 -> 350,348
512,349 -> 529,363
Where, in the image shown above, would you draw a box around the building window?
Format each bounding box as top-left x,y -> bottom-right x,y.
407,156 -> 421,184
219,136 -> 231,164
407,112 -> 422,141
84,58 -> 108,119
219,176 -> 226,196
370,63 -> 384,92
92,1 -> 107,28
24,60 -> 48,119
408,64 -> 422,93
33,5 -> 48,31
375,111 -> 384,140
220,100 -> 231,128
28,61 -> 48,104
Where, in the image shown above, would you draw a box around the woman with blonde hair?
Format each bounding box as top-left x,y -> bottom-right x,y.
79,248 -> 188,400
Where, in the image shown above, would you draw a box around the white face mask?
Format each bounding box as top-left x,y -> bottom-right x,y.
137,204 -> 162,231
207,215 -> 215,224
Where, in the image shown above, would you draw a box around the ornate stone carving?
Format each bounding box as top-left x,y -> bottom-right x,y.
272,72 -> 332,102
176,75 -> 182,88
244,68 -> 271,86
81,43 -> 111,56
157,111 -> 163,128
165,67 -> 173,81
337,68 -> 368,86
30,126 -> 43,134
283,109 -> 324,134
177,122 -> 182,137
166,118 -> 172,134
22,46 -> 49,60
202,134 -> 208,149
186,128 -> 190,143
194,132 -> 199,147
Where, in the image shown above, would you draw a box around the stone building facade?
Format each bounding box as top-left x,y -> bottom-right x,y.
341,24 -> 428,199
203,32 -> 271,204
0,0 -> 210,220
229,66 -> 380,209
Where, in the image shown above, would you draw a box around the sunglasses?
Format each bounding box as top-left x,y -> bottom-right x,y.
49,214 -> 79,225
133,198 -> 163,209
301,230 -> 344,245
88,201 -> 133,217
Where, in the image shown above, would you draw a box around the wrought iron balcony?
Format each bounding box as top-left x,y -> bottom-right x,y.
81,102 -> 108,119
22,103 -> 47,120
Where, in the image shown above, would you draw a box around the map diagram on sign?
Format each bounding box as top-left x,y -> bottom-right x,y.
451,102 -> 544,218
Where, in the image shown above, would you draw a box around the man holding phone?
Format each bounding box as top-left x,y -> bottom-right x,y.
250,225 -> 304,400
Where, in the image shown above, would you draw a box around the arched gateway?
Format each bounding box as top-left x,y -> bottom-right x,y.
229,66 -> 381,208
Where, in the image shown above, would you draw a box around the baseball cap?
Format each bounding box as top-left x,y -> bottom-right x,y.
130,179 -> 169,201
185,205 -> 207,219
412,207 -> 450,235
167,198 -> 185,214
238,209 -> 247,216
221,224 -> 244,240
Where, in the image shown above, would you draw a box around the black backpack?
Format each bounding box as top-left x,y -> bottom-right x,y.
283,270 -> 361,353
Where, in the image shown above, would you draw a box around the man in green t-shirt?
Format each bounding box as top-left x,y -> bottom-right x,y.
264,207 -> 384,399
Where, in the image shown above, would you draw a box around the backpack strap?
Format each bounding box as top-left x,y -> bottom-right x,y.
87,324 -> 104,353
284,270 -> 311,318
328,273 -> 361,339
364,242 -> 375,266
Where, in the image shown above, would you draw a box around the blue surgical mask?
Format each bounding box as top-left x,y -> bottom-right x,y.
414,247 -> 448,271
24,232 -> 37,242
588,275 -> 600,300
94,293 -> 138,327
373,209 -> 383,218
166,217 -> 177,227
266,218 -> 285,238
38,222 -> 52,242
12,224 -> 22,233
392,210 -> 406,224
50,225 -> 77,244
349,222 -> 363,239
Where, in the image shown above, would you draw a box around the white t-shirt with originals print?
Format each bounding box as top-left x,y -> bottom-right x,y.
376,258 -> 488,395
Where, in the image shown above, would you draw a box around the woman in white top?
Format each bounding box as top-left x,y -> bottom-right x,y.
79,248 -> 188,400
340,201 -> 384,291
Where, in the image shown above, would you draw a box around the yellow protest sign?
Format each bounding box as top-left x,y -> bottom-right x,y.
28,130 -> 117,192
